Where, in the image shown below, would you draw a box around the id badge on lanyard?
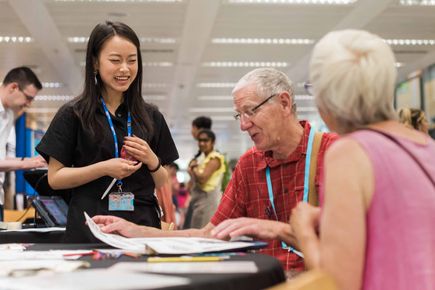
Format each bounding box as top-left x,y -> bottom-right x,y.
101,97 -> 134,211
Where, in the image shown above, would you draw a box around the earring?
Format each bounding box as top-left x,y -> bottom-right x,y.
94,71 -> 98,85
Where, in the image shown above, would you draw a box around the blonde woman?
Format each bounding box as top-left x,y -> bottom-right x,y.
398,107 -> 429,134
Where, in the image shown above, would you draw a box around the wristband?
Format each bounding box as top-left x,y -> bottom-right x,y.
148,159 -> 161,173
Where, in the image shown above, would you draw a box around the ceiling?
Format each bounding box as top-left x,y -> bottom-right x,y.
1,0 -> 435,165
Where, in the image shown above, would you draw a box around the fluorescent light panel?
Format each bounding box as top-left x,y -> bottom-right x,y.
68,36 -> 176,44
144,95 -> 166,100
36,95 -> 74,101
202,61 -> 289,68
385,39 -> 435,46
400,0 -> 435,5
212,38 -> 314,45
56,0 -> 182,3
0,36 -> 33,43
226,0 -> 357,4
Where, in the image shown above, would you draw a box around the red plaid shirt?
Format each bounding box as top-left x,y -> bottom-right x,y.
211,121 -> 338,271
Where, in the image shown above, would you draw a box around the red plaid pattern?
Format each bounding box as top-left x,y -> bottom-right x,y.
211,121 -> 338,271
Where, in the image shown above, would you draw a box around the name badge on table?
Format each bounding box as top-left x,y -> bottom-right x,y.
108,192 -> 134,211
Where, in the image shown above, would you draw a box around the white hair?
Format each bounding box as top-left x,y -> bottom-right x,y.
309,29 -> 397,133
233,68 -> 294,99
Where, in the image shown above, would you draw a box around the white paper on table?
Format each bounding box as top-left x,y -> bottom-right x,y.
110,261 -> 259,274
84,212 -> 145,253
2,227 -> 65,233
85,212 -> 259,254
131,237 -> 257,255
0,269 -> 190,290
0,260 -> 89,277
0,244 -> 27,251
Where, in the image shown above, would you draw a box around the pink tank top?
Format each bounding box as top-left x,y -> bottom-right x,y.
349,130 -> 435,290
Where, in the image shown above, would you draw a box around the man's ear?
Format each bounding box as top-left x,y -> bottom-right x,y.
7,82 -> 19,93
278,91 -> 293,113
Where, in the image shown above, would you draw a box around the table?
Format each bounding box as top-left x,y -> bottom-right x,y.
0,229 -> 64,243
27,243 -> 286,290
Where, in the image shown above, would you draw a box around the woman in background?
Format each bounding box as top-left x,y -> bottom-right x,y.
186,129 -> 225,229
36,21 -> 178,242
291,29 -> 435,290
398,107 -> 429,134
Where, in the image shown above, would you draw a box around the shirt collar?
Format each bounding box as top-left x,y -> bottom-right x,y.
256,120 -> 311,171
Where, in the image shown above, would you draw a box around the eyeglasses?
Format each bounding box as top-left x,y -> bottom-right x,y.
233,93 -> 279,121
19,87 -> 36,102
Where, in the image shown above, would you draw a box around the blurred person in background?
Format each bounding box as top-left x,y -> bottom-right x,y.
0,66 -> 45,221
397,107 -> 429,134
186,129 -> 225,228
290,29 -> 435,290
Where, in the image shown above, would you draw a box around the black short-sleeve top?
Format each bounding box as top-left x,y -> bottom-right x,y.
36,99 -> 179,242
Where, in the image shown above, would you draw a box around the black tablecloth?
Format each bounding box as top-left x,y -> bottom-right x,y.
28,243 -> 286,290
0,230 -> 65,243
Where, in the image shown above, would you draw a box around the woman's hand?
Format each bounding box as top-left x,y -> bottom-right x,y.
92,215 -> 161,238
102,158 -> 142,180
123,136 -> 159,170
290,202 -> 321,242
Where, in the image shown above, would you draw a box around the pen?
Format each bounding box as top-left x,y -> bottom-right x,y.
147,256 -> 224,263
101,178 -> 116,200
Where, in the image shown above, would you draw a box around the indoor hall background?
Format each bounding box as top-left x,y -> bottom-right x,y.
0,0 -> 434,166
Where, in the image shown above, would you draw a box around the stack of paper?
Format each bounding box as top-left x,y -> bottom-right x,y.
84,212 -> 266,254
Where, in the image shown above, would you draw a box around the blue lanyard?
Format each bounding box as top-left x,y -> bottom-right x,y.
101,97 -> 132,157
101,97 -> 132,187
265,126 -> 315,256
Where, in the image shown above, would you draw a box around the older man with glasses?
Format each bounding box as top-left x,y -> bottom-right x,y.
92,68 -> 337,276
0,66 -> 46,220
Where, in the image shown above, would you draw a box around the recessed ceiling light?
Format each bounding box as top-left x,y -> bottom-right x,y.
294,95 -> 315,100
142,83 -> 168,88
143,62 -> 173,67
42,82 -> 64,88
212,38 -> 314,45
202,61 -> 289,68
226,0 -> 357,5
385,39 -> 435,46
0,36 -> 33,43
36,95 -> 74,101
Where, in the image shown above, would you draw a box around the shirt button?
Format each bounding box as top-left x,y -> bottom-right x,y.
117,113 -> 122,117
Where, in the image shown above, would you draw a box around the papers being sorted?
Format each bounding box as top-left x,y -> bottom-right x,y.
111,261 -> 259,274
85,211 -> 266,255
84,212 -> 145,253
0,269 -> 190,290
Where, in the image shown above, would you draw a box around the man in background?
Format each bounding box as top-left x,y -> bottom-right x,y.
0,66 -> 45,220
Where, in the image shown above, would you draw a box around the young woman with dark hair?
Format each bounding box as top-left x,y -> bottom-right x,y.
36,21 -> 178,242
